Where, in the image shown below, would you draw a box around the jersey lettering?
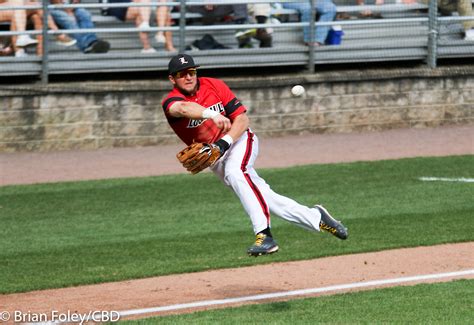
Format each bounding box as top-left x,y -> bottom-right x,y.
186,102 -> 225,128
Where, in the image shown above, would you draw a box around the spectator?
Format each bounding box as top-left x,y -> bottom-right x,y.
106,0 -> 175,53
356,0 -> 416,18
187,3 -> 247,25
419,0 -> 474,41
0,0 -> 75,57
154,0 -> 176,52
186,3 -> 250,48
235,4 -> 273,48
107,0 -> 153,53
50,0 -> 110,54
356,0 -> 384,18
282,0 -> 337,46
0,0 -> 38,56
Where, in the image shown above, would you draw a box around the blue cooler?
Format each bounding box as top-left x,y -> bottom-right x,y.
325,25 -> 344,45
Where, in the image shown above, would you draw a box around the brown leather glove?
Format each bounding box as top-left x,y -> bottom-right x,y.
176,142 -> 222,174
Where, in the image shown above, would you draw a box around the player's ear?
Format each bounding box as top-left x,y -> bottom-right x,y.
168,75 -> 176,85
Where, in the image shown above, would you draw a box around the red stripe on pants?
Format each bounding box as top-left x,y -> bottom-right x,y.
241,131 -> 270,225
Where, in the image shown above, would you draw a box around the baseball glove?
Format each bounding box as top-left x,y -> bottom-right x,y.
177,142 -> 221,174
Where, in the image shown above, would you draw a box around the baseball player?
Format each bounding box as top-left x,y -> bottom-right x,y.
162,54 -> 348,256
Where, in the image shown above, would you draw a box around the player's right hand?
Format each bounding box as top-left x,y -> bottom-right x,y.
212,114 -> 231,132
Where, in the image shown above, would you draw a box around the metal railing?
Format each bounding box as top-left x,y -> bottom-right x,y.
1,0 -> 473,83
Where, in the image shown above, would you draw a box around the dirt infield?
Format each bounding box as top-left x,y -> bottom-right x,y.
0,125 -> 473,322
2,243 -> 473,321
1,125 -> 473,186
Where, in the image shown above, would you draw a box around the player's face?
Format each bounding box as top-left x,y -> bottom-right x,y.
169,69 -> 198,96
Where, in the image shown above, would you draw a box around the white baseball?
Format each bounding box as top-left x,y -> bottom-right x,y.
291,85 -> 305,97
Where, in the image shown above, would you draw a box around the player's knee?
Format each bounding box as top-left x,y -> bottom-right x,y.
224,169 -> 246,186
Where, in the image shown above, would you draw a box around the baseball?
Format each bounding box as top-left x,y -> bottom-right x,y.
291,85 -> 305,97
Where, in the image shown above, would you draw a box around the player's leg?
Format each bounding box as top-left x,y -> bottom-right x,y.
236,132 -> 321,231
237,132 -> 348,239
212,133 -> 271,235
211,130 -> 278,256
247,168 -> 321,232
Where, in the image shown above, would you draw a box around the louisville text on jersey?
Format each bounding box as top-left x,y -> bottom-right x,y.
187,102 -> 225,128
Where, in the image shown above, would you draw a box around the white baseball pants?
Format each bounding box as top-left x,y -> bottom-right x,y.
211,129 -> 322,234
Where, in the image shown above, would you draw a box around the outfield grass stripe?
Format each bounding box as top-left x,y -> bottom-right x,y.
1,156 -> 472,294
117,269 -> 474,318
419,177 -> 474,182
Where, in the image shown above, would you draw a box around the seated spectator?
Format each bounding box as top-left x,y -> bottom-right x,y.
0,0 -> 38,56
187,3 -> 249,48
154,0 -> 176,52
50,0 -> 110,54
282,0 -> 337,46
356,0 -> 416,18
106,0 -> 175,53
235,4 -> 273,48
356,0 -> 384,18
187,3 -> 247,25
0,0 -> 75,57
419,0 -> 474,41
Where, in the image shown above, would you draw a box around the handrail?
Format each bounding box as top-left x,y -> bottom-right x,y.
0,17 -> 435,37
0,0 -> 314,11
0,2 -> 432,12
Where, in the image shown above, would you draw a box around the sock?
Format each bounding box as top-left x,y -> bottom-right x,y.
259,227 -> 273,238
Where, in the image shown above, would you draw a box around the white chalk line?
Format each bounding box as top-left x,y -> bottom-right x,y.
419,177 -> 474,183
118,269 -> 474,318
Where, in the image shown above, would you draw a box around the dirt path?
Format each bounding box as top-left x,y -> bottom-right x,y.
1,243 -> 473,321
1,125 -> 472,186
0,125 -> 473,322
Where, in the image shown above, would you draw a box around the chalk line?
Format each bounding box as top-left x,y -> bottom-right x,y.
118,269 -> 474,318
419,177 -> 474,183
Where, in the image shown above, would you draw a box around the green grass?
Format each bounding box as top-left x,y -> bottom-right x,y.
124,279 -> 474,324
0,155 -> 473,293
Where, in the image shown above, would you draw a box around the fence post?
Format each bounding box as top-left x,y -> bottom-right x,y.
179,0 -> 186,52
427,0 -> 438,68
41,0 -> 49,84
308,0 -> 316,73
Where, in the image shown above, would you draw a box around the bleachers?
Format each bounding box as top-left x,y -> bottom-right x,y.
1,0 -> 473,78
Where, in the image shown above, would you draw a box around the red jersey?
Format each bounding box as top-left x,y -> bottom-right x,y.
162,77 -> 246,145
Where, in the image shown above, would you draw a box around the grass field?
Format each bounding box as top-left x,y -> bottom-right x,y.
0,155 -> 473,294
124,279 -> 474,324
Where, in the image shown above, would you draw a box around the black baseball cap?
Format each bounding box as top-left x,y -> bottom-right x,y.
168,54 -> 200,75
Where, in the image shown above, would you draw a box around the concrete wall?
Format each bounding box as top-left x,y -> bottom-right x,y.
1,66 -> 473,152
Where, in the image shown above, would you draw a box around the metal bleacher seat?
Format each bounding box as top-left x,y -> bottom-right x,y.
1,0 -> 474,78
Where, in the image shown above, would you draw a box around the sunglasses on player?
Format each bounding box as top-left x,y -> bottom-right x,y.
173,69 -> 197,78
